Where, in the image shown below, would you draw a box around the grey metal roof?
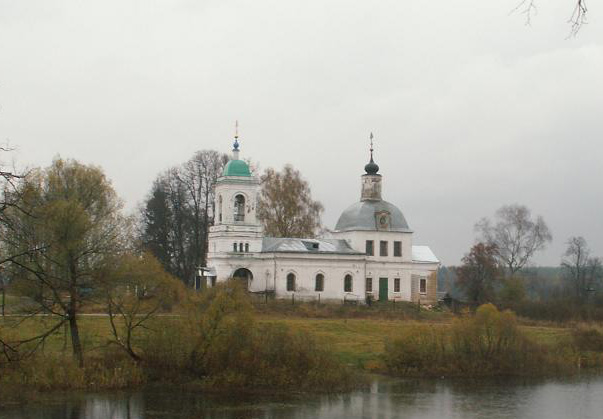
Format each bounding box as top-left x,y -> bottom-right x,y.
261,237 -> 363,255
334,200 -> 412,232
412,246 -> 439,263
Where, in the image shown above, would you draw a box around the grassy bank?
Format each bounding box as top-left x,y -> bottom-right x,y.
2,297 -> 603,405
0,286 -> 362,405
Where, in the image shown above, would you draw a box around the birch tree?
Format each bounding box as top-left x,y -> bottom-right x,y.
257,165 -> 323,238
475,204 -> 552,277
561,236 -> 603,302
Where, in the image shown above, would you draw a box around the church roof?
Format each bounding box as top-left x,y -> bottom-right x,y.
223,159 -> 251,177
412,246 -> 439,263
261,237 -> 363,255
334,200 -> 412,232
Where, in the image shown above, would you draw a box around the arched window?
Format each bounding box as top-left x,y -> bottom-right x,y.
245,243 -> 249,252
315,273 -> 324,292
233,243 -> 237,252
286,273 -> 296,292
344,274 -> 353,293
218,195 -> 223,223
239,243 -> 244,252
234,194 -> 245,222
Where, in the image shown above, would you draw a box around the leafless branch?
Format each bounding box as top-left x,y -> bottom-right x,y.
511,0 -> 537,26
511,0 -> 588,34
568,0 -> 588,36
1,318 -> 66,362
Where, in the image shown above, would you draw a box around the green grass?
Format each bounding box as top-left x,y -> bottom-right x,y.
257,315 -> 580,370
1,312 -> 579,371
522,325 -> 573,347
261,317 -> 422,367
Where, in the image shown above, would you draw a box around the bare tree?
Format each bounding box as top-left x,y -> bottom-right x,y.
0,145 -> 22,184
0,144 -> 26,251
176,150 -> 228,269
561,236 -> 603,302
141,150 -> 227,285
257,165 -> 323,238
514,0 -> 588,35
475,204 -> 552,276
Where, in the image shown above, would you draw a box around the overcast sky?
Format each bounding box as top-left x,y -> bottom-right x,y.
1,0 -> 601,266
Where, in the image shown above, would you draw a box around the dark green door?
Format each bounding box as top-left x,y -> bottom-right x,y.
379,278 -> 388,302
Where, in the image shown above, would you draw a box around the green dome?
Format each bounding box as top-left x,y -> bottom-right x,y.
223,159 -> 251,177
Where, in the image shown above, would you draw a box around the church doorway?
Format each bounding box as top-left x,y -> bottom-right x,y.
379,278 -> 388,302
232,268 -> 253,288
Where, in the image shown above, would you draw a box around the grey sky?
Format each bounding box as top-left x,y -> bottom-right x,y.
1,0 -> 601,266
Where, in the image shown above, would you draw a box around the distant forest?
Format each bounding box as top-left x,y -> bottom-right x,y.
438,266 -> 565,302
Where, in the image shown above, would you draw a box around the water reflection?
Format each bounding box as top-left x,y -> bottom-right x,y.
2,376 -> 603,419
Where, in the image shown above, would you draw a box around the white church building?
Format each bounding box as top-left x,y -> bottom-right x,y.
202,135 -> 439,304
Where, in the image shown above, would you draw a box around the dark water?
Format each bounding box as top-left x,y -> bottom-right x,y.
2,376 -> 603,419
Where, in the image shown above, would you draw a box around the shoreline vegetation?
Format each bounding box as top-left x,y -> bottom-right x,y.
2,286 -> 603,406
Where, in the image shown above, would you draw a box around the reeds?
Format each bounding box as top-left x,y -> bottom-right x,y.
384,304 -> 585,377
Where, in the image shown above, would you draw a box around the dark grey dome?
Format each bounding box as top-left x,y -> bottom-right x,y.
335,200 -> 412,232
364,157 -> 379,175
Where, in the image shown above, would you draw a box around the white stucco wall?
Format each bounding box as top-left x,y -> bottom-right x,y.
207,248 -> 438,304
331,230 -> 413,263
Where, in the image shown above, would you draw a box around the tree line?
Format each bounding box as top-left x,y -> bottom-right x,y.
451,204 -> 603,318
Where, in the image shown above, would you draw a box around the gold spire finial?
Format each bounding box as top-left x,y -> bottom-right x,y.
235,120 -> 239,139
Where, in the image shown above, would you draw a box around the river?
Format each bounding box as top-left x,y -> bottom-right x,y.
2,376 -> 603,419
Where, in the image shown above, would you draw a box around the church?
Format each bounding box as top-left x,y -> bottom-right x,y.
202,134 -> 439,305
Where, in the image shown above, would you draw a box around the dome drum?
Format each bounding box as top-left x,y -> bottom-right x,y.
335,200 -> 412,233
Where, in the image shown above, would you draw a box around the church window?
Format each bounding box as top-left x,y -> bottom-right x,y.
420,278 -> 427,294
394,278 -> 400,293
239,243 -> 244,252
315,273 -> 324,292
234,194 -> 245,222
365,240 -> 374,256
380,241 -> 388,256
233,243 -> 237,252
366,277 -> 373,292
344,274 -> 353,292
394,241 -> 402,257
218,195 -> 223,223
245,243 -> 249,252
287,273 -> 296,292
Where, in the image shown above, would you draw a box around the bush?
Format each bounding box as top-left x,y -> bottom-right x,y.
384,304 -> 569,377
384,325 -> 446,375
498,277 -> 526,304
505,299 -> 603,323
139,282 -> 358,392
0,352 -> 143,397
201,323 -> 356,391
572,326 -> 603,352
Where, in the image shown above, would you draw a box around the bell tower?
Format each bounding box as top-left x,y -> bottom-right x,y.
207,125 -> 263,260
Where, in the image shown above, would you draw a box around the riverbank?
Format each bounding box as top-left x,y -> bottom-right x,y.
5,373 -> 603,419
2,300 -> 603,406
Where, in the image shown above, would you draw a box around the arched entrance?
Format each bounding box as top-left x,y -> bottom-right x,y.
232,268 -> 253,288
